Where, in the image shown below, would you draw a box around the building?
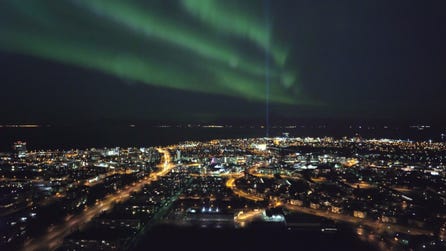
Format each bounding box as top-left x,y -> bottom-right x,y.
12,141 -> 27,158
176,150 -> 181,162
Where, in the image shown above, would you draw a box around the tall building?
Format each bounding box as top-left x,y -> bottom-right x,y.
176,150 -> 181,162
13,141 -> 27,158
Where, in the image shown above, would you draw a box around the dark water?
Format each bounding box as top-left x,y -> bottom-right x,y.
0,125 -> 444,152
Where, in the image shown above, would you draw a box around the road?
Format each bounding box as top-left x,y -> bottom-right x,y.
124,192 -> 181,251
1,168 -> 132,217
225,166 -> 433,237
283,203 -> 432,236
21,147 -> 175,251
225,176 -> 264,202
234,209 -> 264,221
83,169 -> 134,186
247,163 -> 304,181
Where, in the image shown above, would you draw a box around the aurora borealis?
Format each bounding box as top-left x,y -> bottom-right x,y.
0,0 -> 302,104
0,0 -> 445,123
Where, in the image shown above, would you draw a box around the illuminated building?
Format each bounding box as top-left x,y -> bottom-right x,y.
176,150 -> 181,162
12,141 -> 27,158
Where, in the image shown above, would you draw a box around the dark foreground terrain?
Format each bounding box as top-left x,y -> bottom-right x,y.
134,225 -> 376,251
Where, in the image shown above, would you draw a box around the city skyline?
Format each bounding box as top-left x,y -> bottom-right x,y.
1,1 -> 446,251
1,137 -> 445,250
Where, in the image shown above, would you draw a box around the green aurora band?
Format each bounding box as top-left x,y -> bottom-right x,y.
181,0 -> 289,66
0,0 -> 308,105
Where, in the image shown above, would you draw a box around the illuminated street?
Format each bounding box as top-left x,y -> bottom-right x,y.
225,164 -> 434,236
2,1 -> 445,250
21,148 -> 174,251
0,137 -> 444,251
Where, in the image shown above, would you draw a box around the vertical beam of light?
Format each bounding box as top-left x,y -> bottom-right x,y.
264,0 -> 271,138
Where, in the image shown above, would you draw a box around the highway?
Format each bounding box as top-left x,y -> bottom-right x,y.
21,147 -> 175,251
1,168 -> 133,217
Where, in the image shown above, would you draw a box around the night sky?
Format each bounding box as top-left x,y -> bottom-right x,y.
1,0 -> 445,124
